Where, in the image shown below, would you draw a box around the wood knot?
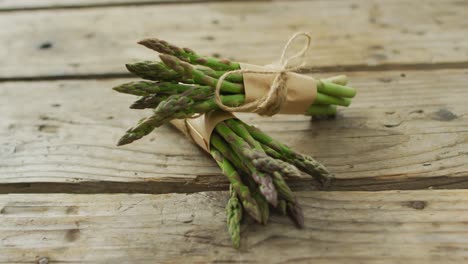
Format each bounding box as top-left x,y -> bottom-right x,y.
65,229 -> 81,242
37,257 -> 49,264
403,200 -> 427,210
431,108 -> 457,121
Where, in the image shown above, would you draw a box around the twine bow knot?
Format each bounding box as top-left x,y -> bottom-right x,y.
214,32 -> 312,116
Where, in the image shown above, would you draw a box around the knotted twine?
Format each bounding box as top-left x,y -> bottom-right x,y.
214,32 -> 312,116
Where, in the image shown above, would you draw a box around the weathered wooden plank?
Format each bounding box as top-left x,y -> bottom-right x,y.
1,69 -> 467,192
1,190 -> 468,263
1,0 -> 467,79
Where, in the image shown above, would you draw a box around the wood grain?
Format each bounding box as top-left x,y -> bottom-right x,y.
1,0 -> 468,79
2,190 -> 468,263
1,69 -> 466,192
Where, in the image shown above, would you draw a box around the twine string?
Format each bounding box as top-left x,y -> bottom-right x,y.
214,32 -> 311,116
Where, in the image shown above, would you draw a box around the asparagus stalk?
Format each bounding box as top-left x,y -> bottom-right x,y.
251,152 -> 303,180
215,122 -> 278,206
252,189 -> 270,225
211,133 -> 250,175
276,200 -> 287,215
287,198 -> 305,229
211,133 -> 270,225
126,61 -> 190,82
130,94 -> 168,109
117,88 -> 213,146
318,80 -> 356,98
113,81 -> 203,96
241,121 -> 334,187
226,119 -> 299,205
210,146 -> 262,223
120,94 -> 246,144
226,185 -> 242,248
114,83 -> 351,125
138,38 -> 240,71
127,91 -> 339,116
225,119 -> 263,151
160,54 -> 244,94
200,67 -> 244,84
314,92 -> 351,106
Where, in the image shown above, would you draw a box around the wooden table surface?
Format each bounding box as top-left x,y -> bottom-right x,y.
1,0 -> 467,263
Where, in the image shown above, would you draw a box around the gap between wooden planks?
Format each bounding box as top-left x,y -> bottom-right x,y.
1,69 -> 466,193
0,0 -> 246,11
1,190 -> 468,263
1,0 -> 468,80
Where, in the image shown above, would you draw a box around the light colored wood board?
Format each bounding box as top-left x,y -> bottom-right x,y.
0,69 -> 467,192
0,0 -> 208,10
1,0 -> 468,79
2,190 -> 468,263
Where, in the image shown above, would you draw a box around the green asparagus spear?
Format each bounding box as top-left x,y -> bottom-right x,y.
276,200 -> 287,215
252,189 -> 269,225
200,67 -> 244,84
314,93 -> 351,106
210,147 -> 262,223
130,94 -> 168,109
272,172 -> 295,203
215,122 -> 278,206
211,134 -> 269,224
211,133 -> 250,175
241,121 -> 334,187
117,88 -> 213,145
318,80 -> 356,98
225,119 -> 263,151
126,92 -> 339,117
113,81 -> 205,96
126,61 -> 190,82
160,54 -> 244,94
226,185 -> 242,248
251,152 -> 303,179
126,60 -> 243,84
138,38 -> 240,71
130,93 -> 244,111
287,198 -> 305,229
225,119 -> 297,205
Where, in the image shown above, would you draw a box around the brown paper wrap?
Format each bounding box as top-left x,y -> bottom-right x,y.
239,63 -> 318,114
170,111 -> 234,152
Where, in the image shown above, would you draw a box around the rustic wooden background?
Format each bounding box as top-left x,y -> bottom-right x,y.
1,0 -> 467,263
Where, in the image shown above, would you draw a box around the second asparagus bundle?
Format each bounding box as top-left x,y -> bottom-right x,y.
172,111 -> 335,248
114,33 -> 357,145
114,94 -> 334,247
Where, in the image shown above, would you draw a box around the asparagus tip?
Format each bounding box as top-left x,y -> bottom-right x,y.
318,174 -> 335,190
137,38 -> 156,45
137,38 -> 165,52
159,54 -> 177,68
129,103 -> 144,109
116,136 -> 132,146
287,201 -> 305,229
112,86 -> 122,93
125,63 -> 134,73
117,131 -> 139,146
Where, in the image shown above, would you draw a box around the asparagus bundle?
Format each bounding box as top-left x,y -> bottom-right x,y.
115,106 -> 333,247
207,117 -> 315,248
113,36 -> 357,146
113,35 -> 341,247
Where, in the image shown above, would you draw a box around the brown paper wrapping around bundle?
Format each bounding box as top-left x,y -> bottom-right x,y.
239,63 -> 318,114
170,111 -> 234,152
